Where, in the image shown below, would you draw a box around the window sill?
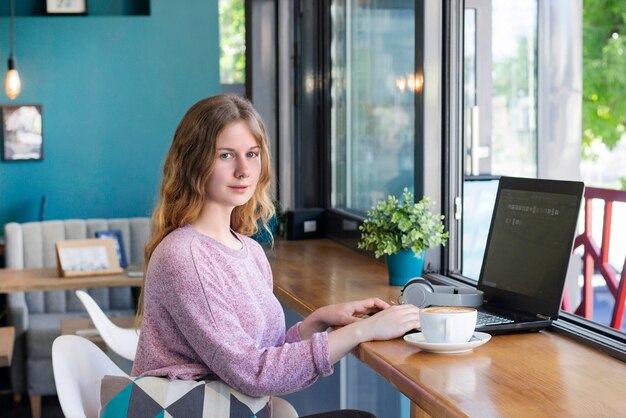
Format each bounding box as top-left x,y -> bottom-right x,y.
551,313 -> 626,362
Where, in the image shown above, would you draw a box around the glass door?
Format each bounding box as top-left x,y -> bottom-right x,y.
462,0 -> 538,279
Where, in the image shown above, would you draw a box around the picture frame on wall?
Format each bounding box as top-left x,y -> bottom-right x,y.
46,0 -> 88,15
1,104 -> 43,162
95,230 -> 128,268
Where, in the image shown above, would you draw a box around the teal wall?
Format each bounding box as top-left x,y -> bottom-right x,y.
0,0 -> 220,229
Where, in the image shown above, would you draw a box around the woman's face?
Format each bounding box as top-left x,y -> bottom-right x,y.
205,120 -> 262,209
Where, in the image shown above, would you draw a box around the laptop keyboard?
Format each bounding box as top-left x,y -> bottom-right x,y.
476,311 -> 515,326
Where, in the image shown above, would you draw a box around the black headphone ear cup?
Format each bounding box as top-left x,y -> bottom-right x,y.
402,278 -> 434,308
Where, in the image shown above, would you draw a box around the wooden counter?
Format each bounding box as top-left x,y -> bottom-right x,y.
266,239 -> 626,418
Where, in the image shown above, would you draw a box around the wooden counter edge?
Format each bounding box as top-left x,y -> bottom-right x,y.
354,342 -> 468,418
274,282 -> 468,418
274,284 -> 316,317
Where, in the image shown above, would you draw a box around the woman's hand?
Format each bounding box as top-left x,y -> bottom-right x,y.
327,303 -> 421,364
358,304 -> 421,341
299,298 -> 390,340
316,297 -> 390,326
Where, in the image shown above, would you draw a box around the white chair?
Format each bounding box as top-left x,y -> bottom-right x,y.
75,290 -> 139,361
273,396 -> 299,418
52,335 -> 127,418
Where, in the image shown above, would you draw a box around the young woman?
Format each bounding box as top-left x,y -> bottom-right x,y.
132,94 -> 421,411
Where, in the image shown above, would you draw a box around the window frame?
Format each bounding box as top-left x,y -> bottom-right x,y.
442,1 -> 626,362
294,0 -> 626,362
309,0 -> 447,272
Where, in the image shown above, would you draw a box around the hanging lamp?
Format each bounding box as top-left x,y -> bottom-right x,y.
5,0 -> 21,100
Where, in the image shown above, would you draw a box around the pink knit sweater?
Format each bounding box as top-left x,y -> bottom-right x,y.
131,225 -> 332,396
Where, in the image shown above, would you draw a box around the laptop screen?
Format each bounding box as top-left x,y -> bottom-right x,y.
477,177 -> 584,319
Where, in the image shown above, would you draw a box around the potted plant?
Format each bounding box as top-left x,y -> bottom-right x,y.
358,188 -> 449,286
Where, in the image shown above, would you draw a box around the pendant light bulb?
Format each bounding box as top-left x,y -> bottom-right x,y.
5,56 -> 21,100
6,0 -> 20,100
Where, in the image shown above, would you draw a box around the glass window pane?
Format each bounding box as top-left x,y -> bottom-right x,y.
331,0 -> 415,215
462,0 -> 538,280
464,9 -> 477,108
219,0 -> 246,85
491,0 -> 537,177
574,0 -> 626,333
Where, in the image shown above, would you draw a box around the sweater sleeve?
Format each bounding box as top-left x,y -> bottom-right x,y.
156,242 -> 332,397
285,322 -> 303,343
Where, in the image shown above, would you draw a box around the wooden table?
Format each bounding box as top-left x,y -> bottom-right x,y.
0,268 -> 143,293
266,239 -> 626,418
0,326 -> 15,367
60,316 -> 135,352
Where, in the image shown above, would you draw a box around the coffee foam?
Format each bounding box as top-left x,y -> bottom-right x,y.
422,306 -> 475,314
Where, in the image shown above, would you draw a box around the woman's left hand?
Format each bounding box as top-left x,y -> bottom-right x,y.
299,298 -> 390,339
319,298 -> 390,326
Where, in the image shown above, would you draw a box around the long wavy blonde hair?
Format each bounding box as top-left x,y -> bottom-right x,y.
136,94 -> 274,324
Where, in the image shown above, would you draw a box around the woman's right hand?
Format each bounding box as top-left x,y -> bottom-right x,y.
358,304 -> 421,342
327,303 -> 421,364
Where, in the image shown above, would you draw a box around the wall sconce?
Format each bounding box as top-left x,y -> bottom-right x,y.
395,72 -> 423,94
5,0 -> 21,100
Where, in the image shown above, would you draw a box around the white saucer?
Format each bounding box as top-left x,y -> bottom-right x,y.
403,332 -> 491,354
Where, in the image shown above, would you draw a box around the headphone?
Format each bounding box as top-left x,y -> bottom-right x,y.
401,278 -> 484,308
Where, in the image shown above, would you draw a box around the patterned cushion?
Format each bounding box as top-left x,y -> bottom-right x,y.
99,375 -> 271,418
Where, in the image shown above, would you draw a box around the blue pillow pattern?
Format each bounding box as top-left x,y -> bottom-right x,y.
100,375 -> 270,418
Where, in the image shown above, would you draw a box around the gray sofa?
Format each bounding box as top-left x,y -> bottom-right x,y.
3,218 -> 150,416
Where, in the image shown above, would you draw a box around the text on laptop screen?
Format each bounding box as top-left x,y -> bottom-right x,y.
480,188 -> 580,300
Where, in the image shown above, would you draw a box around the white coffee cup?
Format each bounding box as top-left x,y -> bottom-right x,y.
420,306 -> 477,343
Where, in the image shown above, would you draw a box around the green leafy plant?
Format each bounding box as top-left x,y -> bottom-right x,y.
219,0 -> 246,84
582,0 -> 626,156
358,188 -> 449,258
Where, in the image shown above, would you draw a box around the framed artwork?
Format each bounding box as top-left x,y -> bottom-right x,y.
55,239 -> 123,278
1,105 -> 43,161
46,0 -> 88,15
95,230 -> 128,268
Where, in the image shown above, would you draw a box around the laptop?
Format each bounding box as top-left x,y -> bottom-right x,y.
473,176 -> 584,334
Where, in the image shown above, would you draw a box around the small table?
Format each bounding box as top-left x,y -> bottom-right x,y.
0,326 -> 15,367
60,317 -> 136,352
0,267 -> 143,294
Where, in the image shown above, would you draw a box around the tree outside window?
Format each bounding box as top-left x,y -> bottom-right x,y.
582,0 -> 626,189
219,0 -> 246,86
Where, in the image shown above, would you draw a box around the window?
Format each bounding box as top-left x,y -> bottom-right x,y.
461,0 -> 626,340
219,0 -> 246,94
462,0 -> 538,279
330,0 -> 415,216
571,0 -> 626,335
306,0 -> 626,357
